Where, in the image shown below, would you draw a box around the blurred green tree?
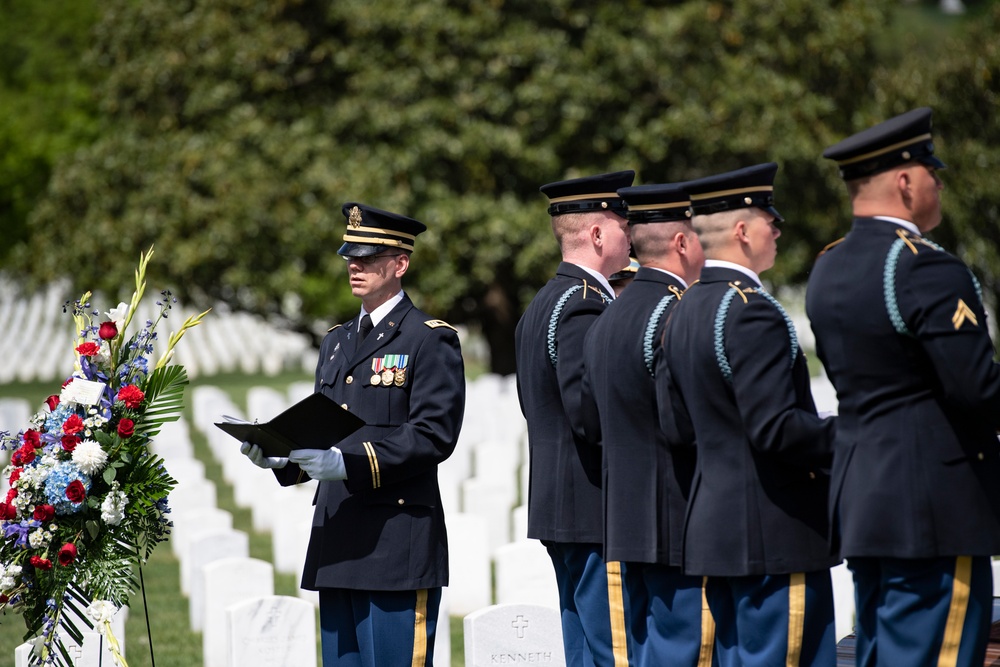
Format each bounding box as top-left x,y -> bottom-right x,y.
0,0 -> 101,262
17,0 -> 895,372
866,1 -> 1000,318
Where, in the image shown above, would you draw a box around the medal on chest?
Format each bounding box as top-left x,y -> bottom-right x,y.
369,354 -> 409,387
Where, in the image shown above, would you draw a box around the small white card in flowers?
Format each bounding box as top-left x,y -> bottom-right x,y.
62,379 -> 106,406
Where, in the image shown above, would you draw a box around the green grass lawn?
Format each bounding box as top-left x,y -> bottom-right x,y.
0,371 -> 467,666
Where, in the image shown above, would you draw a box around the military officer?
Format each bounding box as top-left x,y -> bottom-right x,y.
240,203 -> 465,667
608,257 -> 640,296
583,182 -> 713,666
657,163 -> 838,667
515,170 -> 635,666
807,108 -> 1000,666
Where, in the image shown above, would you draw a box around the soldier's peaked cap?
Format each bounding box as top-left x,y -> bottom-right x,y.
540,170 -> 635,216
684,162 -> 784,223
337,202 -> 427,257
823,107 -> 946,181
617,182 -> 693,224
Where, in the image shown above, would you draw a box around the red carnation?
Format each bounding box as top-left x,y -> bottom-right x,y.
12,444 -> 35,466
116,385 -> 144,409
61,435 -> 80,452
23,430 -> 40,447
5,488 -> 16,504
0,503 -> 16,521
62,377 -> 74,388
62,414 -> 84,436
65,480 -> 86,504
9,469 -> 21,485
29,556 -> 52,571
45,394 -> 60,411
0,594 -> 8,604
33,504 -> 55,522
98,321 -> 118,340
117,418 -> 135,438
75,342 -> 101,357
57,543 -> 78,566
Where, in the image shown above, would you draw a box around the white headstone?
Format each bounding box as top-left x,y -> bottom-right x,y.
511,504 -> 528,542
171,507 -> 234,558
271,485 -> 317,575
831,561 -> 856,641
464,603 -> 565,667
169,477 -> 218,515
184,529 -> 250,630
435,586 -> 452,667
461,477 -> 515,552
227,596 -> 317,667
446,512 -> 492,615
494,540 -> 559,608
202,557 -> 275,667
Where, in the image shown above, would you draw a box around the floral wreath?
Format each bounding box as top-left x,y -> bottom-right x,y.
0,248 -> 208,666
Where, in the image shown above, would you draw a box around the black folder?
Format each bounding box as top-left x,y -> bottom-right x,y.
214,392 -> 365,458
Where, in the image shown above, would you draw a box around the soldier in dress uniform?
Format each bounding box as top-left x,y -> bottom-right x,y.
240,202 -> 465,667
608,257 -> 640,297
515,170 -> 635,666
583,182 -> 714,667
656,163 -> 838,667
806,107 -> 1000,666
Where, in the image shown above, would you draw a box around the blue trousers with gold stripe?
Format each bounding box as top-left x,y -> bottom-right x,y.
626,563 -> 717,667
319,587 -> 441,667
546,542 -> 632,667
849,556 -> 992,667
706,570 -> 835,667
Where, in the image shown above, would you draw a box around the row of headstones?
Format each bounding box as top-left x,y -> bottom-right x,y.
0,279 -> 315,384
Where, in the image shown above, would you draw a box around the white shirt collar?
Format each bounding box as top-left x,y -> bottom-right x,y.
648,267 -> 688,289
872,216 -> 921,236
704,259 -> 761,287
360,291 -> 404,329
574,264 -> 616,299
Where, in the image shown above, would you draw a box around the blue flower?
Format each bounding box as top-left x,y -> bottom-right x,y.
43,462 -> 91,515
3,520 -> 40,549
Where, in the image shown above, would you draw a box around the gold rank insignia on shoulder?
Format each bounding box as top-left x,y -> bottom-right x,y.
348,205 -> 363,229
952,298 -> 978,330
327,324 -> 342,332
818,237 -> 845,257
424,319 -> 457,331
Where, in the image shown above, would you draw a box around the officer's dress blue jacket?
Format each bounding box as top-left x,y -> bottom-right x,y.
516,261 -> 612,544
583,267 -> 694,565
657,266 -> 837,576
806,217 -> 1000,558
274,294 -> 465,591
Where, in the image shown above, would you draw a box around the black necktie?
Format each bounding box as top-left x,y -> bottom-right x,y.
357,314 -> 373,351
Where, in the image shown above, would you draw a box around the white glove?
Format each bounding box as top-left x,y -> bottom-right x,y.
287,447 -> 347,481
240,441 -> 288,469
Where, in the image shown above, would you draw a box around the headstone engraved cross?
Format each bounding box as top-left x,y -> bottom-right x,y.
463,603 -> 565,667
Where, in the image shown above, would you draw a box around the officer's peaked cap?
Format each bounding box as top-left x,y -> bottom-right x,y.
540,170 -> 635,217
617,182 -> 693,224
684,163 -> 784,223
823,107 -> 946,181
337,202 -> 427,257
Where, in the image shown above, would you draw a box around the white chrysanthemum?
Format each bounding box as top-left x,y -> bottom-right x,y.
72,440 -> 108,475
28,528 -> 52,549
100,487 -> 127,526
106,303 -> 129,331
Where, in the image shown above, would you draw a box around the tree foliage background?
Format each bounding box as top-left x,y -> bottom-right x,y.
4,0 -> 998,373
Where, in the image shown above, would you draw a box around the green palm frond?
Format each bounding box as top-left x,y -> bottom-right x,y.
135,364 -> 189,439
